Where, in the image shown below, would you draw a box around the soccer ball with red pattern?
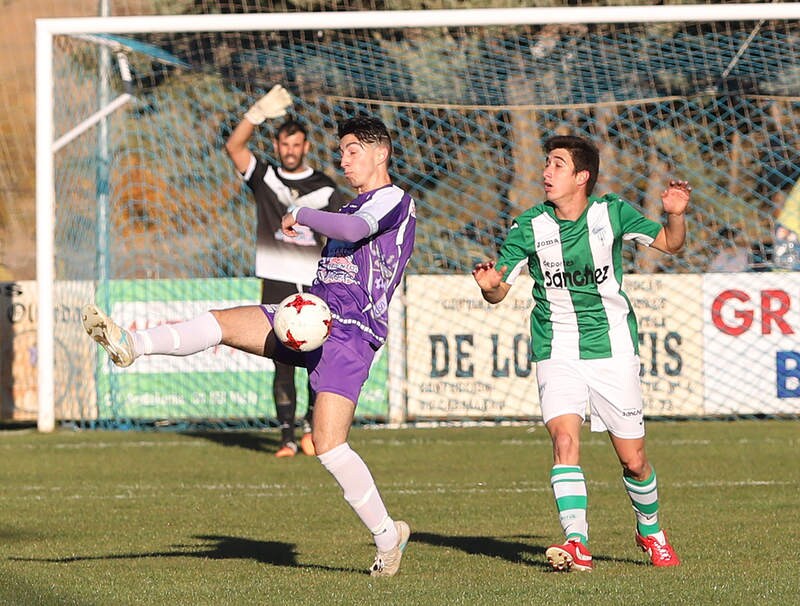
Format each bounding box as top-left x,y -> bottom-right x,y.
273,293 -> 333,352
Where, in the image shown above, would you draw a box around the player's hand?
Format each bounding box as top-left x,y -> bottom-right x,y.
281,211 -> 298,238
472,260 -> 506,291
244,84 -> 292,125
661,179 -> 691,216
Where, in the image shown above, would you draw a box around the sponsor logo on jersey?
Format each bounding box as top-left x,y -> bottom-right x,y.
544,264 -> 610,288
591,223 -> 609,246
326,241 -> 355,256
535,236 -> 561,252
317,252 -> 359,285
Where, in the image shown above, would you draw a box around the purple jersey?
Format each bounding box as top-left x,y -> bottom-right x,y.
310,184 -> 416,347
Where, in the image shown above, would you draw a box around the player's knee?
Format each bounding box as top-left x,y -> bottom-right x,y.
313,434 -> 344,456
551,432 -> 579,462
622,458 -> 650,480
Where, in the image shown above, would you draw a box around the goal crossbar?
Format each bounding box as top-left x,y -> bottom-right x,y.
36,4 -> 800,35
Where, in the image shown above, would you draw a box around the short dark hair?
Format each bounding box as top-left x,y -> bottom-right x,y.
544,135 -> 600,195
338,116 -> 392,163
275,119 -> 307,140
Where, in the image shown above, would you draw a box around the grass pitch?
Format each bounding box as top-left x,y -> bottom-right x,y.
0,420 -> 797,605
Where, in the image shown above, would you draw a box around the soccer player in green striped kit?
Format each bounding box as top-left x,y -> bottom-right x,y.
473,135 -> 690,571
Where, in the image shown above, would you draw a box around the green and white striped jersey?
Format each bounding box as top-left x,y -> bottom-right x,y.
497,194 -> 663,362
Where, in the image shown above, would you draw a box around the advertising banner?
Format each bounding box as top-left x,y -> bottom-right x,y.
7,273 -> 798,422
704,272 -> 800,414
1,280 -> 96,421
406,275 -> 538,419
625,274 -> 704,416
406,274 -> 704,419
97,278 -> 388,420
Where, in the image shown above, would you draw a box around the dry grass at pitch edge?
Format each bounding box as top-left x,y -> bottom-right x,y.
0,420 -> 797,605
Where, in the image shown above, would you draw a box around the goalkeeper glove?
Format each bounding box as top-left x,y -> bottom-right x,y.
244,84 -> 292,125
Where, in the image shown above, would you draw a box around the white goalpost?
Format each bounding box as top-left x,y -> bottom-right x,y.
36,4 -> 800,431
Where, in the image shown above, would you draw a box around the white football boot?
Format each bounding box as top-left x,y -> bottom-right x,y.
81,304 -> 136,367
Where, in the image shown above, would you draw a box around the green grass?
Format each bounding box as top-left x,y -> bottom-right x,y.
1,421 -> 797,605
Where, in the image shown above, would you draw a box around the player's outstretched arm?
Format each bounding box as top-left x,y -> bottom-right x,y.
473,261 -> 511,304
282,207 -> 371,242
652,179 -> 691,254
225,119 -> 256,173
225,84 -> 292,173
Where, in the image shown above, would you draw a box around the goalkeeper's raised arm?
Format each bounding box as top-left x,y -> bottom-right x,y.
225,84 -> 293,172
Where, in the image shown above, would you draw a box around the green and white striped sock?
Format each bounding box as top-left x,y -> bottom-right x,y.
550,465 -> 588,544
623,469 -> 660,536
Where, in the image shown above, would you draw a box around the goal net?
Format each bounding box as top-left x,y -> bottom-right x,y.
37,4 -> 800,430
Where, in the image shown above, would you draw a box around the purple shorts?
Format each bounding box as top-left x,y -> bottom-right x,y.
259,304 -> 376,404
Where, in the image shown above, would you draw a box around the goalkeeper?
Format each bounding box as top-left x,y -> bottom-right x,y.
473,135 -> 689,572
225,85 -> 345,458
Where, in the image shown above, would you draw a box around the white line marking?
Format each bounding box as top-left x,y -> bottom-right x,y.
0,478 -> 794,503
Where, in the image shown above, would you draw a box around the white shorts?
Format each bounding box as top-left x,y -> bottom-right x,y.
536,355 -> 645,439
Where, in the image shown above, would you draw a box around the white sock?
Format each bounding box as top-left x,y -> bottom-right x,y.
134,311 -> 222,356
318,443 -> 398,552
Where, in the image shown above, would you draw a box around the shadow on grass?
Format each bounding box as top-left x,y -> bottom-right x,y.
413,531 -> 548,568
412,531 -> 645,569
9,534 -> 361,574
181,431 -> 283,455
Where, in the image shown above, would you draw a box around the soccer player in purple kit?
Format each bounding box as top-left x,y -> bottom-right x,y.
82,115 -> 416,577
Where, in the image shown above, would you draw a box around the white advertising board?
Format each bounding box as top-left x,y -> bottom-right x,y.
406,274 -> 705,419
704,272 -> 800,414
406,275 -> 538,419
625,274 -> 704,416
1,280 -> 96,421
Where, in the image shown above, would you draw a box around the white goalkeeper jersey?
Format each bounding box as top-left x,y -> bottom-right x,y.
497,194 -> 663,362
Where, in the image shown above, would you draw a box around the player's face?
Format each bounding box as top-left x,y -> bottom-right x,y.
339,134 -> 387,192
543,148 -> 588,204
275,131 -> 310,173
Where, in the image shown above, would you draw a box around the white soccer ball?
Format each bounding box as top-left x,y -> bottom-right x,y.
273,293 -> 333,352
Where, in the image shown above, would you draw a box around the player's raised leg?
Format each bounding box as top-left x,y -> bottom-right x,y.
82,304 -> 276,365
312,391 -> 410,577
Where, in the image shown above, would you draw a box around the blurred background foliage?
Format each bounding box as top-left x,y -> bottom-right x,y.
3,1 -> 799,281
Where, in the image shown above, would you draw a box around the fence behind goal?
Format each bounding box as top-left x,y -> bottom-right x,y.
39,6 -> 800,429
